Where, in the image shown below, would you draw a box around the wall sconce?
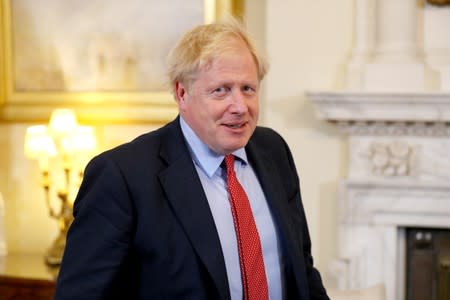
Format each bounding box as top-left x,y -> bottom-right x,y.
24,109 -> 97,266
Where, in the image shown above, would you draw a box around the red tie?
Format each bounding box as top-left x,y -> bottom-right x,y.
224,154 -> 269,300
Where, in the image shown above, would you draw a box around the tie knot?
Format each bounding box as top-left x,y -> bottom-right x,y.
224,154 -> 235,173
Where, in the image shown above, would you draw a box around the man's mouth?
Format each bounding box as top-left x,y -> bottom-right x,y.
225,122 -> 246,129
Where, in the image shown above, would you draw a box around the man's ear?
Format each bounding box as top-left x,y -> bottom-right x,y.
175,81 -> 186,103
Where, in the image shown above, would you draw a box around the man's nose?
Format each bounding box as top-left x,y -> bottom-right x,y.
229,90 -> 248,114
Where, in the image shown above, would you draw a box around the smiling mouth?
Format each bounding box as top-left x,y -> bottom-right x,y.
225,122 -> 246,129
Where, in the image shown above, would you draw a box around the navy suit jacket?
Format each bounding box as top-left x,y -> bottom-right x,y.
54,117 -> 329,300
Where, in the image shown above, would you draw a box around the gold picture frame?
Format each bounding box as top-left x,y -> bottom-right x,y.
427,0 -> 450,5
0,0 -> 240,124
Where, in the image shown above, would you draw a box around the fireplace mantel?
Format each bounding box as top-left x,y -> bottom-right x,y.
307,91 -> 450,300
307,91 -> 450,123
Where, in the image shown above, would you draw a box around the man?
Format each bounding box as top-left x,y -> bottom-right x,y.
55,18 -> 329,300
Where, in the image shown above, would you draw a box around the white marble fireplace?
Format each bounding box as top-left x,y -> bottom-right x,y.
306,1 -> 450,299
308,92 -> 450,300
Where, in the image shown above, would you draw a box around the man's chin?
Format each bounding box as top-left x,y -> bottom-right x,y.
222,140 -> 250,153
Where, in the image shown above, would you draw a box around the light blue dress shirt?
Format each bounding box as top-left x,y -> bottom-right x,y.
180,117 -> 284,300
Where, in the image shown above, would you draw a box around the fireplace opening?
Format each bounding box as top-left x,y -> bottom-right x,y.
406,228 -> 450,300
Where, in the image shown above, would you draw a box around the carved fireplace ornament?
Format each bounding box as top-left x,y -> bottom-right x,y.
367,141 -> 414,177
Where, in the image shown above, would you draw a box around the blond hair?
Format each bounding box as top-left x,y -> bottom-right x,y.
167,17 -> 268,97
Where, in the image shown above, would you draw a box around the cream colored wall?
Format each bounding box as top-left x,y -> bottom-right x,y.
245,0 -> 353,288
0,0 -> 353,291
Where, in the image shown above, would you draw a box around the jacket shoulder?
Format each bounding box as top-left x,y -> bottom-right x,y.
106,120 -> 176,153
251,126 -> 287,148
89,119 -> 179,169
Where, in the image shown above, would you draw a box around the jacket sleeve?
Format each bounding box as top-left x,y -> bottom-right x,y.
282,136 -> 331,300
54,154 -> 136,300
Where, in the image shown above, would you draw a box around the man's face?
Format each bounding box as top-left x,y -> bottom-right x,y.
176,40 -> 259,155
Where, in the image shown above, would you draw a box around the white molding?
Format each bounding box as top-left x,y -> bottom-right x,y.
341,179 -> 450,225
307,91 -> 450,122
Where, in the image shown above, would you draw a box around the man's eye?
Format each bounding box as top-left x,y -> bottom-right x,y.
213,87 -> 228,95
243,86 -> 256,93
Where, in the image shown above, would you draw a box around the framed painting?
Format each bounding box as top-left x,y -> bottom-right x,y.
0,0 -> 242,123
427,0 -> 450,5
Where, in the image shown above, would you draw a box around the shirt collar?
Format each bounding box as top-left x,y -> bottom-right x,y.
179,117 -> 248,178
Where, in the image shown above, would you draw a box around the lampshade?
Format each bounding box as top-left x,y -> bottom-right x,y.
24,125 -> 57,159
49,109 -> 78,137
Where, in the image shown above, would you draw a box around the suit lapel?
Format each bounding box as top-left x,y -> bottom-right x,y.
157,119 -> 230,300
246,138 -> 309,297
